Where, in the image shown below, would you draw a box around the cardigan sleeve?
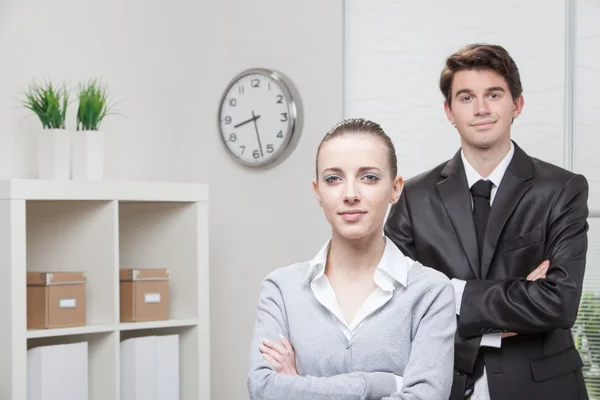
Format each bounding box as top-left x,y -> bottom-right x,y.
381,275 -> 456,400
247,274 -> 398,400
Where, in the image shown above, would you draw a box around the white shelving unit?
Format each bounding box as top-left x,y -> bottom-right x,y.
0,179 -> 210,400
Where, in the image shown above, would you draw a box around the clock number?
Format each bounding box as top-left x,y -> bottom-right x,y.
224,116 -> 232,124
253,149 -> 260,159
267,144 -> 274,153
238,85 -> 245,95
276,95 -> 283,104
229,98 -> 237,107
239,145 -> 245,154
251,79 -> 260,88
229,133 -> 237,142
276,130 -> 283,138
280,113 -> 288,122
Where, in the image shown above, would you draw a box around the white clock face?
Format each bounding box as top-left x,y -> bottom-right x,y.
218,70 -> 296,167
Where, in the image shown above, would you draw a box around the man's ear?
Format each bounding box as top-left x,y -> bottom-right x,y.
513,94 -> 524,119
444,101 -> 456,126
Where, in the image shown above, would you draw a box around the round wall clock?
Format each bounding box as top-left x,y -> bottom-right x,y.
217,68 -> 303,168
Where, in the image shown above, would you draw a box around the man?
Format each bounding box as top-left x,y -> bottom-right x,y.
385,43 -> 589,400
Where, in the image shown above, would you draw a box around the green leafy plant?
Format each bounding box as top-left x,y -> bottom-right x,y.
76,78 -> 114,131
573,291 -> 600,399
22,79 -> 69,129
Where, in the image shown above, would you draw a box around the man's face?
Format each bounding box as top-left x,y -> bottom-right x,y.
444,69 -> 524,151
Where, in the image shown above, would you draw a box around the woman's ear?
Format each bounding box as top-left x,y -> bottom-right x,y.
312,179 -> 322,206
390,176 -> 404,204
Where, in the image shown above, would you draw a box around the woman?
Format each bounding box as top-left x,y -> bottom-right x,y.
247,118 -> 456,400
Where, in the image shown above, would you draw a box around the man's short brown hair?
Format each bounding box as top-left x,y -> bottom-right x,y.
440,43 -> 523,107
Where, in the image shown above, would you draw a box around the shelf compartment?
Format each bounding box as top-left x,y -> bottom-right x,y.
28,331 -> 118,400
26,200 -> 118,327
120,325 -> 203,400
119,201 -> 200,321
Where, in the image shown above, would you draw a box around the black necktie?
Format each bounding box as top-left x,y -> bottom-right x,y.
470,179 -> 493,258
464,179 -> 493,398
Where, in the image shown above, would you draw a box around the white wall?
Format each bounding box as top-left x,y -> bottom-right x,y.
575,0 -> 600,210
345,0 -> 568,181
0,0 -> 194,182
345,0 -> 600,211
186,2 -> 343,398
344,0 -> 600,350
1,1 -> 343,399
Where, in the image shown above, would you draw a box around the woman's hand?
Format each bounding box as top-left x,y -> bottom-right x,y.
259,335 -> 298,375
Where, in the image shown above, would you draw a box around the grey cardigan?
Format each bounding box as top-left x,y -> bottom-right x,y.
247,259 -> 456,400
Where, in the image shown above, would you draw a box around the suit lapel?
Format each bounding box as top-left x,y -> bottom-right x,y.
436,152 -> 481,279
480,143 -> 534,279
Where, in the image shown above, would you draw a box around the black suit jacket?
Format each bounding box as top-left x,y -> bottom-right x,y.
384,142 -> 589,400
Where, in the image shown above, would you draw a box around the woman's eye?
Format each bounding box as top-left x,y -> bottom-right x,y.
363,174 -> 379,182
325,175 -> 341,183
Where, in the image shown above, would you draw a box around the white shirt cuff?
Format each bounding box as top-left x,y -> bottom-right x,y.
394,375 -> 403,391
480,333 -> 502,348
450,278 -> 467,315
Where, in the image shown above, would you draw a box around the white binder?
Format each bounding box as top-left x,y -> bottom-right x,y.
120,335 -> 179,400
27,341 -> 88,400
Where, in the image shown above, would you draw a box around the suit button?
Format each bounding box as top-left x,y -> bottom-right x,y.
456,370 -> 465,376
345,343 -> 350,349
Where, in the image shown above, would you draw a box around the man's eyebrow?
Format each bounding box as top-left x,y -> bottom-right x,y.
454,88 -> 473,98
454,86 -> 506,98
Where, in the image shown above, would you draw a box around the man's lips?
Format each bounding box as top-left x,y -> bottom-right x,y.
471,120 -> 496,127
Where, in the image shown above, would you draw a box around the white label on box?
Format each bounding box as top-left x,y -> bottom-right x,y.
59,298 -> 76,308
145,293 -> 161,303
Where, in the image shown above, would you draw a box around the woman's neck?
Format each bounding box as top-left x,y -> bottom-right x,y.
325,232 -> 386,279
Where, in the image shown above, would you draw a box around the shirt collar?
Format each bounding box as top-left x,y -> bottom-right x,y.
301,237 -> 412,291
461,141 -> 515,189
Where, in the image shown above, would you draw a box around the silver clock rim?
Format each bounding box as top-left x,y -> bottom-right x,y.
217,67 -> 303,169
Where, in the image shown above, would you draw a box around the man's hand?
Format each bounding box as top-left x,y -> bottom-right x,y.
526,260 -> 549,281
501,260 -> 550,338
260,335 -> 298,375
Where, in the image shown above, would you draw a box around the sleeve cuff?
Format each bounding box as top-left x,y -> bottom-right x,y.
394,375 -> 403,391
480,333 -> 502,348
363,372 -> 398,399
450,278 -> 467,315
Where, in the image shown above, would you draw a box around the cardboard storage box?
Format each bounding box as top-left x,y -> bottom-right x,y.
120,269 -> 170,322
27,271 -> 87,329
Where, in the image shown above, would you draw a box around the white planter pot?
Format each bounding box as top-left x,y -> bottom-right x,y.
71,130 -> 105,181
37,128 -> 71,180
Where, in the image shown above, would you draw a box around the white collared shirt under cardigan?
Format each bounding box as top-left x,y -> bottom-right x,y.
247,236 -> 457,400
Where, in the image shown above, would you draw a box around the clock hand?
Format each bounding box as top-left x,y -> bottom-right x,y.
251,110 -> 264,157
233,114 -> 260,128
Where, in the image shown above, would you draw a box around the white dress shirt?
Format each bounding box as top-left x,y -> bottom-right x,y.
452,141 -> 515,400
305,236 -> 415,392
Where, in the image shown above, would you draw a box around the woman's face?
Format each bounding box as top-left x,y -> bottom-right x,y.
313,133 -> 403,241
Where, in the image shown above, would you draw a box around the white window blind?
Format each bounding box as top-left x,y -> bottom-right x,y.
574,217 -> 600,399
